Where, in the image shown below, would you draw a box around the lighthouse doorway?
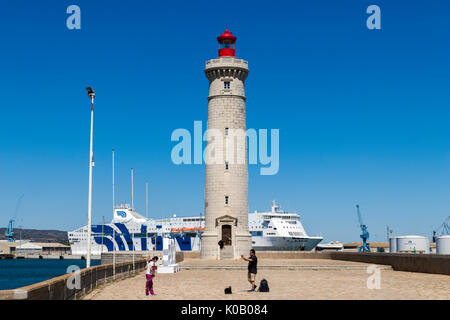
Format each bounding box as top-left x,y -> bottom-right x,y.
222,225 -> 232,246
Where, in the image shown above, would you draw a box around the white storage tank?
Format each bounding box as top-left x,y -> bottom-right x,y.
396,235 -> 429,254
389,237 -> 397,253
436,235 -> 450,255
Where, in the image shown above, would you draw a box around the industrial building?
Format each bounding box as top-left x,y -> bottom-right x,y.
0,240 -> 71,257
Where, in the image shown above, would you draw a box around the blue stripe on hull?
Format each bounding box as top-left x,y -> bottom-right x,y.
151,236 -> 163,251
141,225 -> 148,251
115,223 -> 134,250
91,225 -> 127,251
93,236 -> 114,251
175,236 -> 192,251
90,224 -> 200,252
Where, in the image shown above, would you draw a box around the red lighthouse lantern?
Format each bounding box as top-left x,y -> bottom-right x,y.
217,29 -> 237,57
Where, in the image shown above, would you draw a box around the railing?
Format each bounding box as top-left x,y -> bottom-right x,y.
205,57 -> 249,69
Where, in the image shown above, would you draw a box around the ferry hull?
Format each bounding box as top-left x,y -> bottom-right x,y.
252,236 -> 322,251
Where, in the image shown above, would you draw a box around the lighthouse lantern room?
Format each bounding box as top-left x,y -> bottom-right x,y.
217,29 -> 237,57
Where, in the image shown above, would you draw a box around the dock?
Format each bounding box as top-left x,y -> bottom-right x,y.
82,257 -> 450,300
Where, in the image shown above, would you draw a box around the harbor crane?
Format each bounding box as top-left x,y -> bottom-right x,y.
5,219 -> 15,242
432,216 -> 450,242
356,205 -> 370,252
386,225 -> 393,242
5,195 -> 24,242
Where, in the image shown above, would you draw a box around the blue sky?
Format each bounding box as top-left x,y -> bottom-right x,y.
0,0 -> 449,243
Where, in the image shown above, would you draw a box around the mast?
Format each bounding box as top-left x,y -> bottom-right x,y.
146,180 -> 149,251
101,215 -> 104,255
112,149 -> 116,278
86,86 -> 95,268
146,181 -> 149,220
131,168 -> 134,210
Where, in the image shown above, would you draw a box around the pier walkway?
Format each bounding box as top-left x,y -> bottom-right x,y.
83,258 -> 450,300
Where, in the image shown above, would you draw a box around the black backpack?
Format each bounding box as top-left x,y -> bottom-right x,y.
224,286 -> 232,294
258,279 -> 269,292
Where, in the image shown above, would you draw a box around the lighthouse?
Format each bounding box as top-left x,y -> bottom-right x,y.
200,29 -> 252,259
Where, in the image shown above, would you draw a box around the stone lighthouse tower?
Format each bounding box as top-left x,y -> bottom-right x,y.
201,29 -> 252,259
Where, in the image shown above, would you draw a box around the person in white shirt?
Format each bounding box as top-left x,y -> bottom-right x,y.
145,256 -> 159,296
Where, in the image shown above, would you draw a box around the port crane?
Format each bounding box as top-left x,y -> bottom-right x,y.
356,205 -> 370,252
432,216 -> 450,242
386,225 -> 393,242
5,195 -> 24,242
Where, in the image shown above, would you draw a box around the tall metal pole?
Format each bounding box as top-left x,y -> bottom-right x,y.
101,216 -> 104,256
146,181 -> 149,251
19,225 -> 22,249
112,149 -> 116,278
131,168 -> 135,270
131,168 -> 134,210
86,87 -> 95,268
146,181 -> 149,221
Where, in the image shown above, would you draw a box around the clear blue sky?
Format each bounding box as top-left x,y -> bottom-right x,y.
0,0 -> 449,243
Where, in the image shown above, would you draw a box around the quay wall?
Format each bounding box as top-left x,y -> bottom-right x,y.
202,250 -> 450,275
185,251 -> 329,260
0,259 -> 147,300
255,251 -> 332,259
328,252 -> 450,276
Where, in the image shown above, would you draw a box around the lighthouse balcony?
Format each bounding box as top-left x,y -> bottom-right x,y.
205,57 -> 248,71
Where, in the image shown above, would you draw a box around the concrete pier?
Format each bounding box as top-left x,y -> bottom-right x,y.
82,257 -> 450,300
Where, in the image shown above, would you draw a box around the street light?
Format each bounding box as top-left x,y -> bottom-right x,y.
146,181 -> 149,252
112,149 -> 116,279
86,86 -> 95,268
131,168 -> 134,210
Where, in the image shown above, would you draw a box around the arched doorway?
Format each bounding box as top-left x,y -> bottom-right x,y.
222,225 -> 232,246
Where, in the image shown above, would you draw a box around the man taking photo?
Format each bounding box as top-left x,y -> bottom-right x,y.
241,249 -> 258,292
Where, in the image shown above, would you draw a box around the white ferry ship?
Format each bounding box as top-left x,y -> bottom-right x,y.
68,201 -> 322,255
249,201 -> 323,251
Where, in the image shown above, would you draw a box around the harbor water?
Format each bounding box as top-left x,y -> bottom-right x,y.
0,259 -> 100,290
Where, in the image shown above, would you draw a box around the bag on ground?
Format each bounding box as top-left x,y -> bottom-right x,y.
258,279 -> 269,292
224,286 -> 232,294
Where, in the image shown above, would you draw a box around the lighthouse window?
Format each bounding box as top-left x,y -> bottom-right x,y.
224,81 -> 230,90
224,40 -> 231,48
225,161 -> 229,170
225,196 -> 229,205
225,127 -> 229,135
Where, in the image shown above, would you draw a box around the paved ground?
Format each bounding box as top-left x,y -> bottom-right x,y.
83,259 -> 450,300
179,258 -> 390,269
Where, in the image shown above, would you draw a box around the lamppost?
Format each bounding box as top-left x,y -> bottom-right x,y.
146,181 -> 149,251
18,225 -> 23,249
86,86 -> 95,268
131,168 -> 134,268
112,149 -> 116,278
131,168 -> 134,210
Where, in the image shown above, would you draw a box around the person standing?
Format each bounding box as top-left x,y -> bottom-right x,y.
241,249 -> 257,292
145,256 -> 159,296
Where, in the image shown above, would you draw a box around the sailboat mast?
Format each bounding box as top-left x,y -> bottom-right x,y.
131,168 -> 134,210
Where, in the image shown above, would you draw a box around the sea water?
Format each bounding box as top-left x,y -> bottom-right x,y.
0,259 -> 100,290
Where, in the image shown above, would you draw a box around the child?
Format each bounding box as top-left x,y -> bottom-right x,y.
145,256 -> 159,296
